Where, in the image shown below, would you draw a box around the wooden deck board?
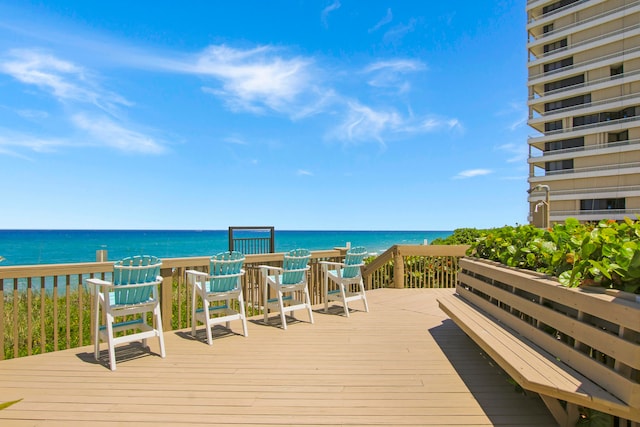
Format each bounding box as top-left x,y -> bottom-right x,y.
0,288 -> 557,426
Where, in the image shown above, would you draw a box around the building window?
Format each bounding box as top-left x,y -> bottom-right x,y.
543,0 -> 580,14
544,57 -> 573,73
545,94 -> 590,112
544,74 -> 585,93
573,107 -> 637,127
544,38 -> 567,53
545,120 -> 563,132
545,159 -> 573,172
543,23 -> 554,34
545,137 -> 584,152
580,198 -> 625,211
573,114 -> 599,127
608,130 -> 628,143
611,64 -> 624,78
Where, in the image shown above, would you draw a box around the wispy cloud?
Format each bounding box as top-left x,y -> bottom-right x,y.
72,113 -> 165,154
0,130 -> 69,154
297,169 -> 313,176
0,49 -> 131,113
0,49 -> 168,156
321,1 -> 341,28
383,18 -> 417,44
330,102 -> 461,146
496,142 -> 528,163
368,8 -> 393,33
453,169 -> 493,180
224,136 -> 249,145
363,59 -> 426,93
191,45 -> 315,115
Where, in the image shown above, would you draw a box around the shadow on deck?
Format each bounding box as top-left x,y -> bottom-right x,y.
0,288 -> 557,426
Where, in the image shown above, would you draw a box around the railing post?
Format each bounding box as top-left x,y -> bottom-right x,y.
394,248 -> 404,289
96,250 -> 108,262
160,268 -> 173,331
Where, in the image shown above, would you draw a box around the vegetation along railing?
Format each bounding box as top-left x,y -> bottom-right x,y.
0,244 -> 469,360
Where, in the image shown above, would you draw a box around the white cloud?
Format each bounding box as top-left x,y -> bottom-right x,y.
17,109 -> 49,119
363,59 -> 426,93
453,169 -> 493,179
297,169 -> 313,176
0,49 -> 131,113
321,1 -> 341,28
224,136 -> 248,145
0,130 -> 69,153
496,142 -> 528,163
72,113 -> 165,154
191,45 -> 315,115
330,102 -> 461,145
369,8 -> 393,33
383,18 -> 417,44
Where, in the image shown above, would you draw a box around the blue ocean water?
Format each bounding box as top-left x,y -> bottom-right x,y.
0,230 -> 452,266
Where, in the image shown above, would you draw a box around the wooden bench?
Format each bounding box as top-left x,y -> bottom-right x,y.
437,258 -> 640,427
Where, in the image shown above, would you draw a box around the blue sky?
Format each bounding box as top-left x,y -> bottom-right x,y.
0,1 -> 530,231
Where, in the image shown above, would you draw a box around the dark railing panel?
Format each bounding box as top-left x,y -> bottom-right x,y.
228,226 -> 275,254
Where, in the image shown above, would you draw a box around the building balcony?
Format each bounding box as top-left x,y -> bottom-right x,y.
528,23 -> 640,64
528,46 -> 640,85
527,0 -> 606,27
528,115 -> 640,143
529,161 -> 640,180
528,94 -> 640,123
528,184 -> 640,202
528,69 -> 640,103
528,1 -> 640,45
550,208 -> 640,222
528,138 -> 640,161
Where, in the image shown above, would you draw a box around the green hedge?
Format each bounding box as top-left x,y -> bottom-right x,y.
465,217 -> 640,293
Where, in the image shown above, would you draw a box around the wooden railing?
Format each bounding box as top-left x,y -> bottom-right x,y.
0,245 -> 469,360
362,245 -> 469,290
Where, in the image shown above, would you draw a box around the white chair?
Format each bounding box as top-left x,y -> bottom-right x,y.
186,251 -> 248,345
85,255 -> 166,371
320,246 -> 369,317
260,249 -> 314,330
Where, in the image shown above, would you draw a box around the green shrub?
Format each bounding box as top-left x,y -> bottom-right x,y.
467,217 -> 640,293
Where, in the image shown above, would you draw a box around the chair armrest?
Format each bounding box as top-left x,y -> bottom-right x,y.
185,270 -> 208,277
85,277 -> 114,291
319,261 -> 345,269
258,265 -> 283,274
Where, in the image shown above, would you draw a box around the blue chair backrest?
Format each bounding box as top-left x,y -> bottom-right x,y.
342,247 -> 367,279
208,251 -> 245,292
281,249 -> 311,285
112,256 -> 162,305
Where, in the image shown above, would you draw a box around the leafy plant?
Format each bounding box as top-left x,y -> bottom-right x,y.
467,217 -> 640,293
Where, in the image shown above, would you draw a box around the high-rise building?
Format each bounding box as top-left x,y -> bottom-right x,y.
526,0 -> 640,227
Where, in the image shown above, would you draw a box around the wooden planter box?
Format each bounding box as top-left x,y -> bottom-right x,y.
452,257 -> 640,425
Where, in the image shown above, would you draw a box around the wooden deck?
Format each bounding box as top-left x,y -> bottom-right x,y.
0,288 -> 557,426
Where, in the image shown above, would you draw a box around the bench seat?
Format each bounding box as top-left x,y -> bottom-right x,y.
437,293 -> 634,425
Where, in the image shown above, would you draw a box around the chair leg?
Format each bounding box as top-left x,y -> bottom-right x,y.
263,279 -> 270,325
304,286 -> 314,324
226,298 -> 232,330
203,299 -> 213,345
359,280 -> 369,313
94,297 -> 101,361
277,289 -> 287,330
323,269 -> 329,313
238,291 -> 248,337
340,284 -> 350,317
191,286 -> 198,338
106,312 -> 116,371
154,303 -> 166,358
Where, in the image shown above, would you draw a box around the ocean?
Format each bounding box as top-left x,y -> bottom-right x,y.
0,229 -> 453,266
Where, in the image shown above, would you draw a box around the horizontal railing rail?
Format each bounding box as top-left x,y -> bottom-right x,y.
0,244 -> 469,360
